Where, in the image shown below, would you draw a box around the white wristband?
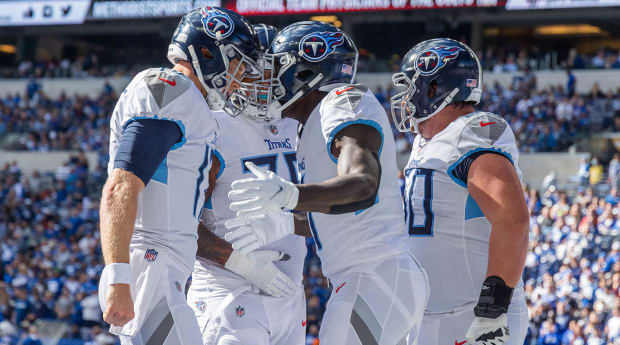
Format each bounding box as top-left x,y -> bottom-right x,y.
105,263 -> 131,285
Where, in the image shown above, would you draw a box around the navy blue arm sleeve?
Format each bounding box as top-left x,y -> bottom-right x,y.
113,119 -> 182,186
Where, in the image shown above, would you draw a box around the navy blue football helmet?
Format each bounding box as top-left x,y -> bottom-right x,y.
253,24 -> 278,52
244,21 -> 358,121
167,6 -> 260,115
390,38 -> 482,132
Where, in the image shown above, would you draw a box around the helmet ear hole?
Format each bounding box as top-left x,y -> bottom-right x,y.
427,80 -> 438,99
201,48 -> 214,60
296,69 -> 314,82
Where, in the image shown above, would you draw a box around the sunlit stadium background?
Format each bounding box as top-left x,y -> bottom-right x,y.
0,0 -> 619,344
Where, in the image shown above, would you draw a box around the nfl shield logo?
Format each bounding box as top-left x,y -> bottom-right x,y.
144,249 -> 158,262
270,125 -> 278,135
235,306 -> 245,317
195,299 -> 207,313
175,281 -> 183,292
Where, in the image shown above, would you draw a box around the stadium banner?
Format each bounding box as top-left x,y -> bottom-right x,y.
505,0 -> 620,9
227,0 -> 501,15
91,0 -> 221,19
0,0 -> 91,26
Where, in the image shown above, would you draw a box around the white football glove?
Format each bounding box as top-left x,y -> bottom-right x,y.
224,214 -> 294,255
224,249 -> 297,298
465,313 -> 509,345
228,162 -> 299,218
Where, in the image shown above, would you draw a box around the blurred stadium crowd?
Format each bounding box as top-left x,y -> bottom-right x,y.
2,75 -> 620,154
0,78 -> 618,345
2,45 -> 620,78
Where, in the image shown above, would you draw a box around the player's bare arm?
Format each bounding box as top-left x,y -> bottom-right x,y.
100,168 -> 144,327
228,124 -> 382,217
293,212 -> 312,237
195,155 -> 233,266
197,222 -> 233,265
465,152 -> 529,344
295,124 -> 382,213
467,153 -> 529,287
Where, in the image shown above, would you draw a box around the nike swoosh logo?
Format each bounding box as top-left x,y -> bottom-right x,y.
455,341 -> 467,345
335,282 -> 346,294
335,86 -> 354,95
159,77 -> 176,86
270,186 -> 283,200
302,320 -> 307,327
480,121 -> 496,127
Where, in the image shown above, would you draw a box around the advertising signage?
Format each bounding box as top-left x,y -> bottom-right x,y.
230,0 -> 501,15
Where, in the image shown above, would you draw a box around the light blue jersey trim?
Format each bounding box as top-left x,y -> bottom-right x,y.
122,115 -> 187,150
151,157 -> 168,184
326,119 -> 384,164
465,194 -> 485,220
204,196 -> 213,210
447,148 -> 513,188
212,149 -> 225,180
354,194 -> 379,215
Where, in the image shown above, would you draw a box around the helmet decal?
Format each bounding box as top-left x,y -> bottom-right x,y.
200,7 -> 235,39
415,45 -> 465,76
298,31 -> 345,62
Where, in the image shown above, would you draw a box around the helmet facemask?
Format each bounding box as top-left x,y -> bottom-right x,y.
390,71 -> 420,133
185,42 -> 261,116
390,70 -> 462,133
241,51 -> 324,122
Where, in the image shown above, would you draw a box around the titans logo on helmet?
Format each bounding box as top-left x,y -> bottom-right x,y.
200,7 -> 235,39
298,31 -> 345,62
415,45 -> 465,76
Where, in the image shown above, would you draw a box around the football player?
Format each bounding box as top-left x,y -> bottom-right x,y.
98,7 -> 261,345
225,21 -> 429,345
185,24 -> 308,345
389,38 -> 529,345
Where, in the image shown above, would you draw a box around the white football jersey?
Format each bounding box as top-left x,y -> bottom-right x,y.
405,111 -> 525,312
192,113 -> 306,292
108,67 -> 217,274
296,85 -> 409,277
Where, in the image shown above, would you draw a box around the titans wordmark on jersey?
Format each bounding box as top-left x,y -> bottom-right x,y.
193,113 -> 306,291
405,111 -> 525,312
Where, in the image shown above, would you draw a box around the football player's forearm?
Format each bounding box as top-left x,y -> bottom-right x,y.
296,173 -> 378,213
467,154 -> 529,287
196,222 -> 233,266
293,213 -> 312,237
295,145 -> 380,213
486,221 -> 528,287
100,169 -> 144,264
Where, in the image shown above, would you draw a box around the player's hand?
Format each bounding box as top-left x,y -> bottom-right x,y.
225,249 -> 297,298
224,214 -> 294,255
103,284 -> 135,327
228,162 -> 299,218
465,313 -> 509,345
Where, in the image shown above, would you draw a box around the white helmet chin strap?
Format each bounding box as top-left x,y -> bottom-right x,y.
188,44 -> 225,110
412,87 -> 460,133
268,72 -> 324,119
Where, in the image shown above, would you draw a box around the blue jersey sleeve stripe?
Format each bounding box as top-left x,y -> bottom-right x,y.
325,119 -> 384,164
447,147 -> 514,188
122,115 -> 187,150
212,149 -> 225,180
